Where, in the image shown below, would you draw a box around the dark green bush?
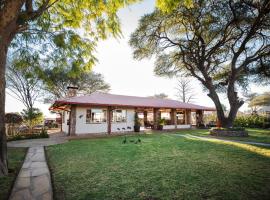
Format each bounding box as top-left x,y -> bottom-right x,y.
7,129 -> 49,141
233,115 -> 269,128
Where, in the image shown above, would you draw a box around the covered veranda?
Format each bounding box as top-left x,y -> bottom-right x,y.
135,107 -> 204,130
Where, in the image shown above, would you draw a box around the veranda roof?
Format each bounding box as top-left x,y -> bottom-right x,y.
51,92 -> 215,111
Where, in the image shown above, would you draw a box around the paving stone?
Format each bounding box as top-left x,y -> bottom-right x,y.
32,167 -> 49,177
41,192 -> 52,200
31,161 -> 47,168
31,153 -> 45,162
22,161 -> 31,169
11,188 -> 33,200
32,175 -> 50,196
16,177 -> 30,188
19,169 -> 31,178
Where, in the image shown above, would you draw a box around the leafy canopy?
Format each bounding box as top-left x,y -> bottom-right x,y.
41,67 -> 110,100
9,0 -> 140,83
6,56 -> 42,110
130,0 -> 270,127
249,93 -> 270,107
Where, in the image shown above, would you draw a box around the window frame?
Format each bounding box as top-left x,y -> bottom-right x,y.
112,109 -> 127,123
86,108 -> 107,124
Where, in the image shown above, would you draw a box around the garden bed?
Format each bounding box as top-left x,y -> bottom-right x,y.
210,128 -> 248,137
7,131 -> 49,141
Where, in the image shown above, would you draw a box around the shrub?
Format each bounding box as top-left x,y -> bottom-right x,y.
7,129 -> 49,141
233,114 -> 269,128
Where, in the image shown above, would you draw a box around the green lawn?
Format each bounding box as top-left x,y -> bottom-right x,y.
174,128 -> 270,144
47,133 -> 270,200
0,148 -> 27,200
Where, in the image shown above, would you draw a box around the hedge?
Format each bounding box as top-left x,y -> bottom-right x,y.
7,129 -> 49,141
233,115 -> 270,128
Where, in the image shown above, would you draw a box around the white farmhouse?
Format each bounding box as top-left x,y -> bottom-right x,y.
50,92 -> 215,135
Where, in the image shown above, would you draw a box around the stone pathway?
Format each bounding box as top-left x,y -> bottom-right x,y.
173,134 -> 270,147
9,146 -> 52,200
7,133 -> 67,148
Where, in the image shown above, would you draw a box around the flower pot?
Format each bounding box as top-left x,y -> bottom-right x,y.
134,125 -> 140,132
157,125 -> 163,130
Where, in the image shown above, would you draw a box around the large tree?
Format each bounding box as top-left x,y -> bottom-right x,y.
42,68 -> 110,101
0,0 -> 138,176
175,77 -> 195,103
150,93 -> 169,99
6,57 -> 42,110
130,0 -> 270,128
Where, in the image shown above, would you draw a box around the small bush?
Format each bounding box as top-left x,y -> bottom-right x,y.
7,129 -> 49,141
233,115 -> 269,128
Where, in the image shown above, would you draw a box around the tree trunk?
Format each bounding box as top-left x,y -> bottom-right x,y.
0,39 -> 8,176
206,86 -> 243,128
0,0 -> 29,177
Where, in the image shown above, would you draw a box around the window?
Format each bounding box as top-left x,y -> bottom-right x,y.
161,112 -> 170,120
86,109 -> 107,123
112,110 -> 127,122
176,111 -> 185,124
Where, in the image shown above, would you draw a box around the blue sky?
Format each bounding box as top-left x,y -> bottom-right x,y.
5,0 -> 268,117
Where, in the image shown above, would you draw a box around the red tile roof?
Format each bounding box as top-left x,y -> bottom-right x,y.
52,92 -> 215,111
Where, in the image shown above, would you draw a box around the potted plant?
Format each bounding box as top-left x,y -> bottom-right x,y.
134,113 -> 141,132
158,118 -> 166,130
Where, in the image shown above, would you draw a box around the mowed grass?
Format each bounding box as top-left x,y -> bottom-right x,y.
0,148 -> 26,200
174,128 -> 270,144
47,133 -> 270,200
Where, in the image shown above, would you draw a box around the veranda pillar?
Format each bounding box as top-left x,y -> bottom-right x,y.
153,108 -> 160,130
69,105 -> 76,136
143,110 -> 148,126
185,109 -> 191,125
107,106 -> 112,134
171,109 -> 177,128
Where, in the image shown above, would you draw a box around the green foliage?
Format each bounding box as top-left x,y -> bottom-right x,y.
249,92 -> 270,107
129,0 -> 270,127
42,68 -> 110,100
156,0 -> 193,12
159,118 -> 166,125
0,148 -> 26,200
7,131 -> 49,142
21,108 -> 44,130
5,113 -> 23,124
6,57 -> 42,109
8,0 -> 139,93
234,115 -> 269,129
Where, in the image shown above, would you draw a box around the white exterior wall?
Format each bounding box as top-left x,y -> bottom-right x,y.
163,124 -> 191,130
63,106 -> 192,135
75,107 -> 108,134
111,109 -> 135,133
62,111 -> 69,134
177,124 -> 191,129
74,107 -> 135,134
163,125 -> 176,130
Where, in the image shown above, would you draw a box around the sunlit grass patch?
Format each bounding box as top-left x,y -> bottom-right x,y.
47,133 -> 270,200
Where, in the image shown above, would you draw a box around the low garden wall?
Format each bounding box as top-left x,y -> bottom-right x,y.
210,129 -> 248,137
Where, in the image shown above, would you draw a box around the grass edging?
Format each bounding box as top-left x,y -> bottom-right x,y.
5,147 -> 28,200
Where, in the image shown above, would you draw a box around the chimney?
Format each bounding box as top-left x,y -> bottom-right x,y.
67,86 -> 78,98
